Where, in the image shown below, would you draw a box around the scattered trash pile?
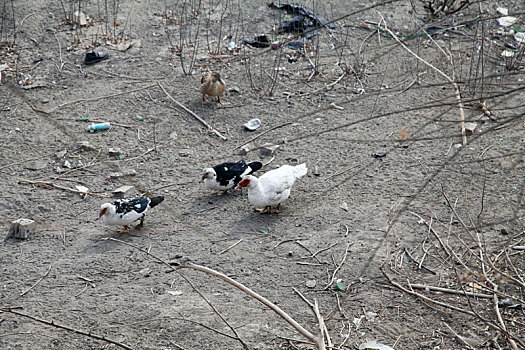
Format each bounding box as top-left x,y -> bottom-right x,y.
494,6 -> 524,66
243,2 -> 335,51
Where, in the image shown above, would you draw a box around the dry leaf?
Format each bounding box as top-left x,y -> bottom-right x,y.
509,156 -> 517,168
399,129 -> 410,139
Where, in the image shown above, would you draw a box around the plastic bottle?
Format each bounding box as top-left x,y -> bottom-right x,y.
87,122 -> 111,132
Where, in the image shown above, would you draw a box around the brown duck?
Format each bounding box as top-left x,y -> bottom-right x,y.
200,70 -> 226,104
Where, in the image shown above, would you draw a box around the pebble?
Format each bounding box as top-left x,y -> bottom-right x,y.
75,141 -> 97,152
260,143 -> 279,157
305,280 -> 316,288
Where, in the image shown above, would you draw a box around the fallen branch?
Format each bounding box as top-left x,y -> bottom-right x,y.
0,308 -> 133,350
45,84 -> 158,114
103,237 -> 318,346
19,179 -> 110,198
157,83 -> 227,141
409,283 -> 492,299
382,268 -> 525,348
376,14 -> 467,145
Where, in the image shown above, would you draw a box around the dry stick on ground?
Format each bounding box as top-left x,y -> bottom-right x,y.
235,122 -> 294,151
103,237 -> 319,347
403,247 -> 436,275
292,288 -> 331,350
176,270 -> 249,350
218,238 -> 244,255
0,308 -> 133,350
20,264 -> 52,296
157,83 -> 227,141
376,13 -> 467,145
409,283 -> 492,299
382,268 -> 525,348
323,242 -> 353,290
492,285 -> 519,350
443,323 -> 475,350
43,84 -> 158,114
0,152 -> 54,171
18,179 -> 110,198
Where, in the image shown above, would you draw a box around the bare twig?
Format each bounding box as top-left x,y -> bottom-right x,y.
20,264 -> 52,296
323,242 -> 353,290
409,283 -> 492,299
0,308 -> 133,350
18,179 -> 110,198
235,122 -> 293,150
376,13 -> 467,145
44,84 -> 158,114
218,238 -> 244,255
157,83 -> 227,141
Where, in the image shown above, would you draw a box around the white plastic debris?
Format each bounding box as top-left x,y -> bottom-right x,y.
167,290 -> 183,296
244,118 -> 261,131
496,7 -> 508,16
75,185 -> 89,199
73,11 -> 88,26
497,16 -> 517,27
501,49 -> 515,57
365,311 -> 377,321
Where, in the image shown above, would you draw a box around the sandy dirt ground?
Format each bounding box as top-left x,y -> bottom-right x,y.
1,0 -> 524,349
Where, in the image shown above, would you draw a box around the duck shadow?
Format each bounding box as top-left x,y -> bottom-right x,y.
83,229 -> 139,255
230,208 -> 283,235
184,190 -> 242,215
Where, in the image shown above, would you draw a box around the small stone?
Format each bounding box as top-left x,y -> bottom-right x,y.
42,98 -> 50,104
305,280 -> 316,288
287,251 -> 293,256
260,143 -> 279,157
75,141 -> 97,152
340,202 -> 349,211
179,149 -> 193,157
8,219 -> 36,239
112,185 -> 136,198
108,147 -> 121,156
139,268 -> 152,277
167,290 -> 183,296
228,86 -> 241,94
63,160 -> 72,168
55,150 -> 67,158
313,166 -> 320,176
464,122 -> 477,135
500,227 -> 508,235
107,169 -> 137,179
371,151 -> 387,158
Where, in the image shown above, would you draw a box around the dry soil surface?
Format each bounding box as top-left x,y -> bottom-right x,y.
1,0 -> 524,349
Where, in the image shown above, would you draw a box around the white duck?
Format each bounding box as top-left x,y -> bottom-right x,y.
235,163 -> 307,213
